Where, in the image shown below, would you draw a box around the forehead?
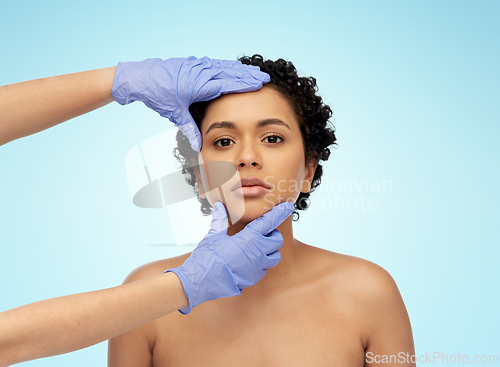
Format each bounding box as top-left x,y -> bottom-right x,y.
201,86 -> 299,135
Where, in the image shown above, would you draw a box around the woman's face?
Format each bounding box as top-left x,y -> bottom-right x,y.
196,85 -> 316,226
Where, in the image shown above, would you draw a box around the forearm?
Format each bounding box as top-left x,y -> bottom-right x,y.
0,271 -> 188,366
0,67 -> 116,146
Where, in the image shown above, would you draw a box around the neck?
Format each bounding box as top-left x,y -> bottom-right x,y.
227,214 -> 301,299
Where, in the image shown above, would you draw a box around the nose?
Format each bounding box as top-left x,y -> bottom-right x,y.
236,139 -> 261,169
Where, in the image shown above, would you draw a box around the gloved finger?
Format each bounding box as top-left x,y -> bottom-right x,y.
235,268 -> 266,289
257,228 -> 285,256
191,66 -> 269,103
192,79 -> 224,102
235,67 -> 270,83
192,64 -> 268,88
219,79 -> 266,94
209,58 -> 244,69
244,202 -> 295,236
191,59 -> 248,82
194,77 -> 264,103
176,114 -> 202,152
208,66 -> 270,84
230,221 -> 284,263
264,250 -> 282,269
201,57 -> 261,72
204,202 -> 229,237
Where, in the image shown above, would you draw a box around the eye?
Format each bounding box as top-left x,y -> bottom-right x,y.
262,134 -> 284,144
213,137 -> 235,147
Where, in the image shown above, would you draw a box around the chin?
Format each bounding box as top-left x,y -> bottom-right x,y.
235,213 -> 264,227
230,199 -> 279,226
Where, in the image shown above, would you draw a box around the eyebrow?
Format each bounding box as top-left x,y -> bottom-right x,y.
204,118 -> 291,136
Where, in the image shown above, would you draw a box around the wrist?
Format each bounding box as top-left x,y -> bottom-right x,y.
99,67 -> 117,105
164,268 -> 192,314
110,62 -> 131,105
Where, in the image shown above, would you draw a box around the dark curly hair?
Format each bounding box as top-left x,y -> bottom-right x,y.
173,54 -> 338,221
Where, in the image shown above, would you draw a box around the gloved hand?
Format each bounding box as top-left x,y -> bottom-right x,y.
111,57 -> 270,151
165,201 -> 294,315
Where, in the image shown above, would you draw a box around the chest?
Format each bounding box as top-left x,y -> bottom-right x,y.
151,293 -> 365,366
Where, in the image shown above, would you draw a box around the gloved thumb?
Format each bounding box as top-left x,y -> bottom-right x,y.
204,201 -> 229,238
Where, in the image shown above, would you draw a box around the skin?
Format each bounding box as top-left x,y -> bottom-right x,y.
0,68 -> 188,366
0,67 -> 117,146
108,86 -> 416,366
196,86 -> 315,229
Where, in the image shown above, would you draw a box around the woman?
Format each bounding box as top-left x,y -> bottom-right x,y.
108,55 -> 416,366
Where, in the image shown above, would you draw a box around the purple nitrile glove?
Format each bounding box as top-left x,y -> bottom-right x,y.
165,201 -> 294,315
111,56 -> 270,151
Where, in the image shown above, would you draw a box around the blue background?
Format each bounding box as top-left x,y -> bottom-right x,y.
1,0 -> 498,365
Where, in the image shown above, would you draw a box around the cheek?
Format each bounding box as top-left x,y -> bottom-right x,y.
267,154 -> 307,202
283,151 -> 307,184
195,152 -> 246,222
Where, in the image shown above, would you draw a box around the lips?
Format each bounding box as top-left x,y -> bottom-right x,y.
231,176 -> 271,191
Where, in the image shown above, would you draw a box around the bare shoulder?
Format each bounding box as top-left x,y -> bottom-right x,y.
304,245 -> 400,298
335,252 -> 399,296
122,252 -> 192,284
306,245 -> 397,295
305,245 -> 412,350
303,245 -> 407,325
